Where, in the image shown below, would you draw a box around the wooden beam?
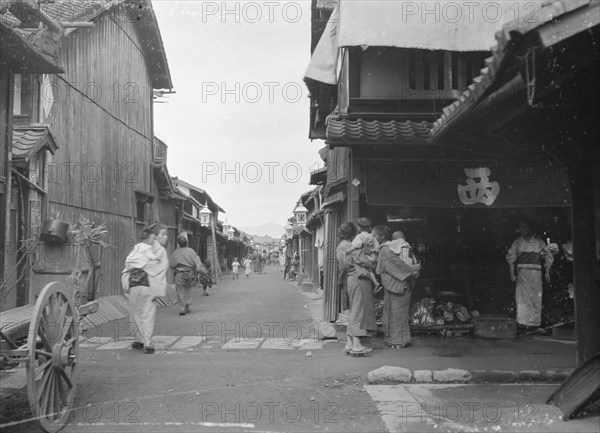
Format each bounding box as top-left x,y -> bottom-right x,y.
444,51 -> 453,96
536,3 -> 600,48
415,51 -> 424,91
569,160 -> 600,364
399,49 -> 409,96
429,52 -> 437,91
11,169 -> 47,195
58,22 -> 95,28
457,53 -> 467,91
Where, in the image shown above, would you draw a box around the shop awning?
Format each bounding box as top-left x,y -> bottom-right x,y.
337,1 -> 544,51
305,1 -> 546,86
326,118 -> 432,147
12,126 -> 58,163
364,160 -> 571,208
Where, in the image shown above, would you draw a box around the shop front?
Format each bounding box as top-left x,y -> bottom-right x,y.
351,155 -> 574,339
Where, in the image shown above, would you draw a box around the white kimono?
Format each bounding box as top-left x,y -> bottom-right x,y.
123,241 -> 168,346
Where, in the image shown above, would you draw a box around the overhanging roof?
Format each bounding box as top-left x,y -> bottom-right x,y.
12,125 -> 59,162
324,176 -> 347,198
39,0 -> 173,89
326,119 -> 432,147
430,0 -> 598,141
309,167 -> 327,185
173,178 -> 225,213
0,20 -> 64,73
152,162 -> 179,199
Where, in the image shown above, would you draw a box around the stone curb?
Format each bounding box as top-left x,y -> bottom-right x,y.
367,366 -> 575,385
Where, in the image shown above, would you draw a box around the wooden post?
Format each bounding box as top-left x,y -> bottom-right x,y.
569,158 -> 600,364
210,218 -> 221,282
1,71 -> 14,308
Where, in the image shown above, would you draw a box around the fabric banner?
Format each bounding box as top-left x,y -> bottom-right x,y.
304,6 -> 340,84
304,1 -> 546,85
338,0 -> 545,51
364,160 -> 571,208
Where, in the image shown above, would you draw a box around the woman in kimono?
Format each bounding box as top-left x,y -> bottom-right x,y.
124,224 -> 169,354
170,235 -> 206,315
373,226 -> 421,348
339,221 -> 378,355
336,222 -> 356,323
506,220 -> 553,331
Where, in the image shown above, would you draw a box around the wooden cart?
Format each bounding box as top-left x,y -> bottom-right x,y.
0,282 -> 98,433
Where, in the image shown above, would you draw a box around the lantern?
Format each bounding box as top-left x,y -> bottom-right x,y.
227,226 -> 235,240
223,220 -> 231,235
293,201 -> 308,226
285,222 -> 293,238
199,201 -> 212,227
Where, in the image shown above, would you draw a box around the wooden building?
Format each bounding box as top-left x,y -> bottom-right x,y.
172,177 -> 224,280
2,0 -> 174,308
429,0 -> 599,363
295,187 -> 323,292
1,3 -> 65,310
305,0 -> 599,362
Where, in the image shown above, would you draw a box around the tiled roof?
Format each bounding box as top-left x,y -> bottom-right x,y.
430,0 -> 593,139
12,126 -> 58,161
37,0 -> 172,90
326,119 -> 432,146
40,0 -> 118,23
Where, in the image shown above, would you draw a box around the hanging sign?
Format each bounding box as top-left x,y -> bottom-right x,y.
364,160 -> 571,208
457,167 -> 500,206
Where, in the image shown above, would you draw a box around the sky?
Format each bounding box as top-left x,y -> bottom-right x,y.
152,1 -> 323,229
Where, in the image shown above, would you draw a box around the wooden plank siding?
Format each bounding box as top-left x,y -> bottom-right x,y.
43,6 -> 156,297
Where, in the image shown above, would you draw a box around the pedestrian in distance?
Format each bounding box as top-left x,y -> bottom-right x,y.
243,256 -> 253,278
199,258 -> 214,296
282,255 -> 291,280
170,235 -> 206,315
231,257 -> 240,279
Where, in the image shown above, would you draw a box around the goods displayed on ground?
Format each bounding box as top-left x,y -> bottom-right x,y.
409,297 -> 477,337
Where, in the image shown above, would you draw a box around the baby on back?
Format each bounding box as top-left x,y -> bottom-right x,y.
388,231 -> 418,265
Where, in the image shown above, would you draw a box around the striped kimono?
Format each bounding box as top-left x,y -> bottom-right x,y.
506,236 -> 553,326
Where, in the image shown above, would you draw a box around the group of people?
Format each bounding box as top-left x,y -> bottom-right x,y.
121,226 -> 215,354
282,253 -> 300,280
336,218 -> 421,356
230,256 -> 254,279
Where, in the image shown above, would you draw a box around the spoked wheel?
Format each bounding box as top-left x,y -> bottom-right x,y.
26,282 -> 80,433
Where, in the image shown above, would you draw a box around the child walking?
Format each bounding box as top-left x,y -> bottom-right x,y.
243,256 -> 253,279
231,257 -> 240,279
200,258 -> 213,296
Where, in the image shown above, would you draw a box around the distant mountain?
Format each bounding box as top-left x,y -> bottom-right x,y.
238,222 -> 284,239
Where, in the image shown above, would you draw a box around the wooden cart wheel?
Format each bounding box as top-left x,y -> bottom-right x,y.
26,282 -> 80,433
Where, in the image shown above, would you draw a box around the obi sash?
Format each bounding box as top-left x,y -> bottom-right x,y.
516,251 -> 542,270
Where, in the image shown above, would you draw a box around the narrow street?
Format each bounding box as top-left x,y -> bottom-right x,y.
2,267 -> 385,433
2,266 -> 598,433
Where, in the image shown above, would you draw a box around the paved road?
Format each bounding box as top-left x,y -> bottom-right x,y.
1,267 -> 598,432
1,267 -> 384,432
